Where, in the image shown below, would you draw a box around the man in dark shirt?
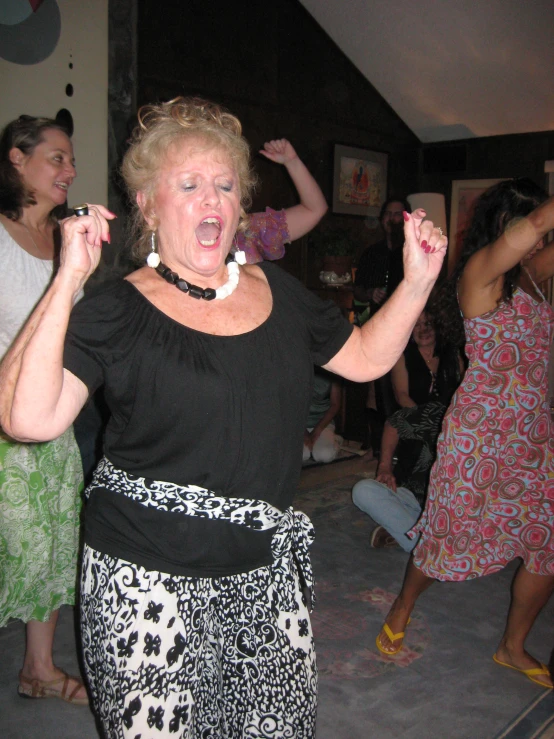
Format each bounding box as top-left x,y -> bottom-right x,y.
353,196 -> 411,313
353,197 -> 411,455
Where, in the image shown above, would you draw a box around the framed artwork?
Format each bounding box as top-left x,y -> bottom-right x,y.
332,144 -> 388,217
448,178 -> 504,272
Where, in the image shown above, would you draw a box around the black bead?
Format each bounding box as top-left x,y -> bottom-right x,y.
188,285 -> 205,299
153,260 -> 234,302
176,279 -> 190,293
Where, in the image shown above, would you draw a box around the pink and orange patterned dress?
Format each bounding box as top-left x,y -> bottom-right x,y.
411,287 -> 554,580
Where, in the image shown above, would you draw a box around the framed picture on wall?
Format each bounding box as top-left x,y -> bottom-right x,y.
449,178 -> 505,272
332,144 -> 388,217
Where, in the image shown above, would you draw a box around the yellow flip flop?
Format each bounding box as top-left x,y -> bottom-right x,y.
492,654 -> 553,689
376,617 -> 411,656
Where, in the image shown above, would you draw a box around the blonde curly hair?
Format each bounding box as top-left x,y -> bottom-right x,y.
121,97 -> 257,262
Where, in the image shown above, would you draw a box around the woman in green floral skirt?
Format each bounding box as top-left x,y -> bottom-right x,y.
0,115 -> 87,705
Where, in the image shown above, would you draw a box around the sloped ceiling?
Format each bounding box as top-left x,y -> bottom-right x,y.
299,0 -> 554,142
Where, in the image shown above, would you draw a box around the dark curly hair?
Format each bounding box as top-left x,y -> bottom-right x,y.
0,115 -> 72,221
431,178 -> 548,348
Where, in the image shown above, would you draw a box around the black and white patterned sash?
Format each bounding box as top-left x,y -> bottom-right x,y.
88,457 -> 316,611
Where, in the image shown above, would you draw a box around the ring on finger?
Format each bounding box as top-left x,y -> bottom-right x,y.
73,203 -> 89,217
437,227 -> 443,237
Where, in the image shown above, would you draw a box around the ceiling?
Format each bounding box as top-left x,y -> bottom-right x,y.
299,0 -> 554,143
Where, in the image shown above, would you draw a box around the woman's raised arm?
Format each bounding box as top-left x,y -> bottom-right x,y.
0,205 -> 113,441
325,210 -> 447,382
461,195 -> 554,294
259,139 -> 328,240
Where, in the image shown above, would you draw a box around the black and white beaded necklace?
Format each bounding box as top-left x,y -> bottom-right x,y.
147,249 -> 242,301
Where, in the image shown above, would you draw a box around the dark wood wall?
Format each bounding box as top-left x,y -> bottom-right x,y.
109,0 -> 554,279
130,0 -> 420,282
420,131 -> 554,235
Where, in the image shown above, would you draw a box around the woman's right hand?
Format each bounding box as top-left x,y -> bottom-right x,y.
259,139 -> 298,166
376,469 -> 397,492
402,208 -> 447,296
58,204 -> 116,291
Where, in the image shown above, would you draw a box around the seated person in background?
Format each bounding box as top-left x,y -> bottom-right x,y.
390,310 -> 463,408
353,402 -> 446,549
352,310 -> 464,548
303,369 -> 343,464
238,138 -> 327,263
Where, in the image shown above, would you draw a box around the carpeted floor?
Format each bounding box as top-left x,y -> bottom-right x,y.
296,463 -> 554,739
0,456 -> 552,738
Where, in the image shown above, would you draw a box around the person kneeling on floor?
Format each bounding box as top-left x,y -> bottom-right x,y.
352,401 -> 446,550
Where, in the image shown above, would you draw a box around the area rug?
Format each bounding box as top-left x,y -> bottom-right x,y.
295,474 -> 429,680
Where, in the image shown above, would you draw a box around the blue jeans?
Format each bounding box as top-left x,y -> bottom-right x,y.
352,479 -> 422,552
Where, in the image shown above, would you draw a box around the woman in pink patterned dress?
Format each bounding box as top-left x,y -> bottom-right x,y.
377,179 -> 554,689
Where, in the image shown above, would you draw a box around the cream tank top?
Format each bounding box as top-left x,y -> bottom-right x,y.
0,222 -> 53,361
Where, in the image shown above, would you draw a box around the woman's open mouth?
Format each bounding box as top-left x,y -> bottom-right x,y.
195,217 -> 222,247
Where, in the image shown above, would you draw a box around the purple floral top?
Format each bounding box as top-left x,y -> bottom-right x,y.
235,207 -> 291,264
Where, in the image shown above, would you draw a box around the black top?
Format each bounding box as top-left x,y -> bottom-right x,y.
404,340 -> 462,407
64,262 -> 353,576
391,343 -> 462,503
404,341 -> 438,405
354,239 -> 404,307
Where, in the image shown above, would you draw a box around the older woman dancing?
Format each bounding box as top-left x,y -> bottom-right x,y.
377,179 -> 554,689
0,97 -> 445,737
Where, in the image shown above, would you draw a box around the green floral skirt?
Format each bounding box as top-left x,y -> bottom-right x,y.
0,428 -> 83,627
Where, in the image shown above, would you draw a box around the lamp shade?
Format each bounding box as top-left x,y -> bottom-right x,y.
407,193 -> 447,236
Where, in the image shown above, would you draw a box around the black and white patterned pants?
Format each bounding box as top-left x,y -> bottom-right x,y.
80,462 -> 317,738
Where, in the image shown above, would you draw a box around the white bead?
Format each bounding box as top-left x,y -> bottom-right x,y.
227,261 -> 240,275
215,286 -> 230,299
147,251 -> 161,268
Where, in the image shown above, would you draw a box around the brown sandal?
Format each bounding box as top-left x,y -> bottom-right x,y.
18,670 -> 89,706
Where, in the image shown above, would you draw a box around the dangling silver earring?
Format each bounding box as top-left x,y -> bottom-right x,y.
233,234 -> 247,265
146,230 -> 160,268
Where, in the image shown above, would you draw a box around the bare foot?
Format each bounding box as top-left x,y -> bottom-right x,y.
376,598 -> 412,654
494,644 -> 553,688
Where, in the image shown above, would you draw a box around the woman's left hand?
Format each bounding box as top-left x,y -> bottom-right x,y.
402,208 -> 448,294
58,204 -> 116,291
259,139 -> 298,166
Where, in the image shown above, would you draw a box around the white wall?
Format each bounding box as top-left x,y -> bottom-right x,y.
300,0 -> 554,142
0,0 -> 108,207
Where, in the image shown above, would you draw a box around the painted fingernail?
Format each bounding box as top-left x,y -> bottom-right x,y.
421,240 -> 428,249
107,233 -> 111,244
403,211 -> 410,222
